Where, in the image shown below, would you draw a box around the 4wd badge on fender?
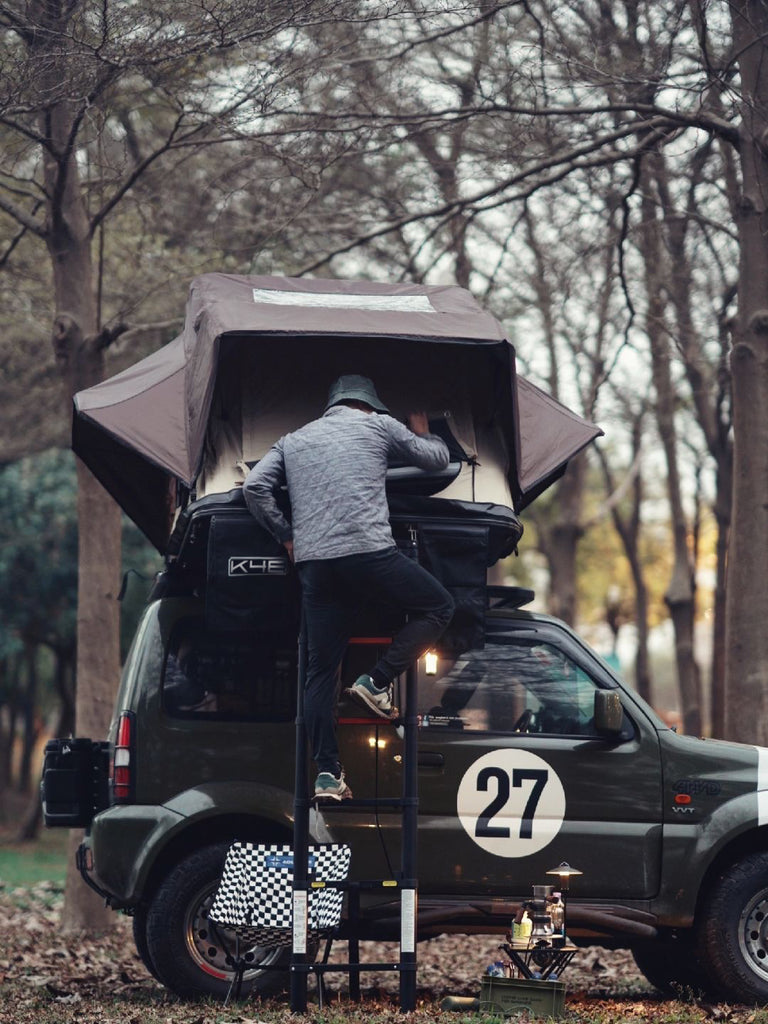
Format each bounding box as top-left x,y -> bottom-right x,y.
457,750 -> 566,857
228,555 -> 289,576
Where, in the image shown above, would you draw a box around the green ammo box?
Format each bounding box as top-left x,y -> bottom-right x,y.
479,976 -> 566,1018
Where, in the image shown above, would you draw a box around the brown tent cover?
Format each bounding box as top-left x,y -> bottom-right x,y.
73,273 -> 602,551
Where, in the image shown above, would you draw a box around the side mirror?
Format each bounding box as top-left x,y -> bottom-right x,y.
594,690 -> 623,736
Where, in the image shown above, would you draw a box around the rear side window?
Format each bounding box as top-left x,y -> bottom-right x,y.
162,617 -> 296,721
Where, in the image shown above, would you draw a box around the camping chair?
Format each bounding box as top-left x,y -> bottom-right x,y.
208,841 -> 351,1004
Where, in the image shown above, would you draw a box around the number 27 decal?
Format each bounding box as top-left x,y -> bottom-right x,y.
475,766 -> 548,839
457,750 -> 566,857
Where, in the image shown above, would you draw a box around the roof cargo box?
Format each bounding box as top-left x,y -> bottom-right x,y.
161,489 -> 521,652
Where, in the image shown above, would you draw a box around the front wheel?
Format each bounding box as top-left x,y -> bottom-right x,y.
698,851 -> 768,1004
144,843 -> 294,1001
631,934 -> 722,1000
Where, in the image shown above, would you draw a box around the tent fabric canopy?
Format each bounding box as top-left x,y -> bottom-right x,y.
73,273 -> 602,552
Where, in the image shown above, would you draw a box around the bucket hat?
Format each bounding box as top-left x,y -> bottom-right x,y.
325,374 -> 389,414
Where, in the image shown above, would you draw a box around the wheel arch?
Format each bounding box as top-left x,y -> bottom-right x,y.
138,813 -> 293,907
694,823 -> 768,923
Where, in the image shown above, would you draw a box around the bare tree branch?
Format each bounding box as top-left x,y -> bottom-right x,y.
0,189 -> 46,236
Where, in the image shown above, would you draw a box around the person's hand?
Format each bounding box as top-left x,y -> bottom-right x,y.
284,540 -> 295,563
407,411 -> 429,436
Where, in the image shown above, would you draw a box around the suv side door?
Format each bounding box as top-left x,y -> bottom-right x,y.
372,617 -> 664,900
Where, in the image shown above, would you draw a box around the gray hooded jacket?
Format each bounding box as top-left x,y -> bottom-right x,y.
243,405 -> 449,563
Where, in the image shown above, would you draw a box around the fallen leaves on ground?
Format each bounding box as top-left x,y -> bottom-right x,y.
2,883 -> 768,1024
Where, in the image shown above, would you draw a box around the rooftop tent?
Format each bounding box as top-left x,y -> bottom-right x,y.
72,273 -> 602,552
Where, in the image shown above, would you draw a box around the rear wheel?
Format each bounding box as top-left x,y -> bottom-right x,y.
698,852 -> 768,1004
132,905 -> 161,982
145,843 -> 295,1001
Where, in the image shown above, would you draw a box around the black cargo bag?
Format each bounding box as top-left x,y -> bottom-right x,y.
41,738 -> 110,828
417,521 -> 490,653
389,495 -> 523,654
205,512 -> 300,632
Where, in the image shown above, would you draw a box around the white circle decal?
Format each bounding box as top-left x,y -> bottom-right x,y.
457,749 -> 566,857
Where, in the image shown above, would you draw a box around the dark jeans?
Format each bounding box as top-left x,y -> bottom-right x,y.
297,547 -> 454,775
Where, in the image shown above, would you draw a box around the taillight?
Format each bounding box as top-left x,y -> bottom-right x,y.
111,711 -> 135,803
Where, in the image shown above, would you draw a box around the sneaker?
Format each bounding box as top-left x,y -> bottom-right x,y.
346,674 -> 397,719
314,770 -> 353,801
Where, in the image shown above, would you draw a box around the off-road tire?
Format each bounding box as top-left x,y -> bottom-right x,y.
144,842 -> 294,1001
698,851 -> 768,1004
631,934 -> 723,1001
132,904 -> 161,982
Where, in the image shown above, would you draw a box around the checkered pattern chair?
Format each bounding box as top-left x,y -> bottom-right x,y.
209,841 -> 351,950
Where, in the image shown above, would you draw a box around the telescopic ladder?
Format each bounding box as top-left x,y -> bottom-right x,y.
289,632 -> 419,1012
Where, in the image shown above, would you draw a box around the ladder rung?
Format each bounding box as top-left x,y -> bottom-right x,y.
313,796 -> 407,808
292,961 -> 418,974
307,877 -> 405,891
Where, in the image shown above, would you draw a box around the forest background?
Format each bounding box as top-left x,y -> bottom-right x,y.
1,0 -> 767,930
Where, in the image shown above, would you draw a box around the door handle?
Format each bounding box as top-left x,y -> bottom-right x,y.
418,751 -> 444,767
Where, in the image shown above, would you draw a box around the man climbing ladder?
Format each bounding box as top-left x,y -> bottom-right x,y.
244,373 -> 455,800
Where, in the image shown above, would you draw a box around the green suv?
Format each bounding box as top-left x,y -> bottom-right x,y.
43,489 -> 768,1005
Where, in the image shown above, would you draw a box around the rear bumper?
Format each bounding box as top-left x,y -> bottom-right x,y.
76,841 -> 114,903
85,803 -> 186,907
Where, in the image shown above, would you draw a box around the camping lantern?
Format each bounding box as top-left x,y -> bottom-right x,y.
546,861 -> 583,945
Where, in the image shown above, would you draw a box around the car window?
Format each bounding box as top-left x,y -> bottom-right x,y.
162,618 -> 296,721
416,639 -> 602,736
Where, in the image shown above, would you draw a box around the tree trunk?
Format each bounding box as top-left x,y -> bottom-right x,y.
639,171 -> 701,735
539,458 -> 586,627
633,573 -> 652,705
16,648 -> 75,843
724,0 -> 768,744
52,644 -> 76,740
35,5 -> 121,931
596,420 -> 653,705
710,466 -> 731,738
617,498 -> 653,706
653,149 -> 734,739
18,642 -> 39,793
1,669 -> 20,788
16,791 -> 43,843
0,679 -> 10,822
55,323 -> 121,941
